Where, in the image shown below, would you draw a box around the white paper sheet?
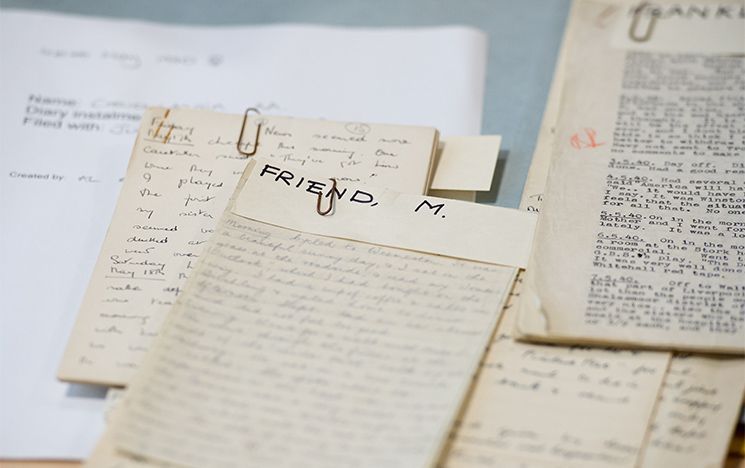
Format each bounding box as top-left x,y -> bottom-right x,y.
0,10 -> 487,459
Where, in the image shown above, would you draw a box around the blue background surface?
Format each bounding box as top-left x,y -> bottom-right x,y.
1,0 -> 571,207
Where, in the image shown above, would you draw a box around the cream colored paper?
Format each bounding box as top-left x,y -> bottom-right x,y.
430,136 -> 501,191
611,2 -> 745,54
59,107 -> 439,386
443,29 -> 674,457
233,159 -> 536,268
517,0 -> 745,354
244,113 -> 437,193
443,276 -> 670,468
641,355 -> 745,468
428,189 -> 477,202
86,395 -> 157,468
441,4 -> 745,465
86,434 -> 151,468
108,164 -> 517,468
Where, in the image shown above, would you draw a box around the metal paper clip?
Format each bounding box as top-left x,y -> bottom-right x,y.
628,3 -> 657,43
316,179 -> 337,216
236,107 -> 262,157
163,123 -> 174,143
153,109 -> 173,143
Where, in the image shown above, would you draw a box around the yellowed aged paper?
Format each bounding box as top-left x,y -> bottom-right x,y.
517,0 -> 578,214
428,189 -> 477,202
517,0 -> 745,354
611,2 -> 745,54
430,136 -> 501,191
59,107 -> 439,386
86,433 -> 151,468
427,134 -> 501,201
233,159 -> 536,268
441,3 -> 745,464
641,355 -> 745,468
442,8 -> 672,467
105,161 -> 517,468
85,395 -> 154,468
84,21 -> 743,468
443,276 -> 670,468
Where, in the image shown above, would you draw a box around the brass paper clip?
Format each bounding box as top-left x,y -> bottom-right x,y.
628,3 -> 657,43
316,179 -> 337,216
236,107 -> 262,157
153,109 -> 173,143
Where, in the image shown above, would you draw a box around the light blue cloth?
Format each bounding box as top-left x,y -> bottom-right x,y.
0,0 -> 571,207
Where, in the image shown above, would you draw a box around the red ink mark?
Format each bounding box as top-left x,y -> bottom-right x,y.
570,128 -> 605,150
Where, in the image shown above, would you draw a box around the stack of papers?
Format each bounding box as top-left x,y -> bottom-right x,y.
2,1 -> 744,466
0,10 -> 490,459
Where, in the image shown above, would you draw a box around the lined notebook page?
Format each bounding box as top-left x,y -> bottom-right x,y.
59,107 -> 438,386
108,164 -> 518,468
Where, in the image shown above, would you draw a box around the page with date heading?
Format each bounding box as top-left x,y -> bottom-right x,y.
516,0 -> 745,354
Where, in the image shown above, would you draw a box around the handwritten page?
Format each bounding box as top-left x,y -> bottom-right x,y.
0,10 -> 488,458
443,276 -> 670,468
228,113 -> 439,192
233,160 -> 536,269
86,392 -> 151,468
106,163 -> 518,468
59,107 -> 439,386
641,355 -> 745,467
516,0 -> 745,354
86,433 -> 150,468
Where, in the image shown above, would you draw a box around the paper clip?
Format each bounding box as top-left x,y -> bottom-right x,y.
153,109 -> 173,143
316,179 -> 337,216
628,2 -> 657,43
163,123 -> 175,143
236,107 -> 262,157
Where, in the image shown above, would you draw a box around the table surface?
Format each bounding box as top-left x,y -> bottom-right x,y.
0,0 -> 572,209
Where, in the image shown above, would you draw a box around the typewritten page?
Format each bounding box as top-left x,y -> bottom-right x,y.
517,0 -> 745,353
443,10 -> 670,464
442,3 -> 745,465
105,160 -> 531,468
59,107 -> 438,386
